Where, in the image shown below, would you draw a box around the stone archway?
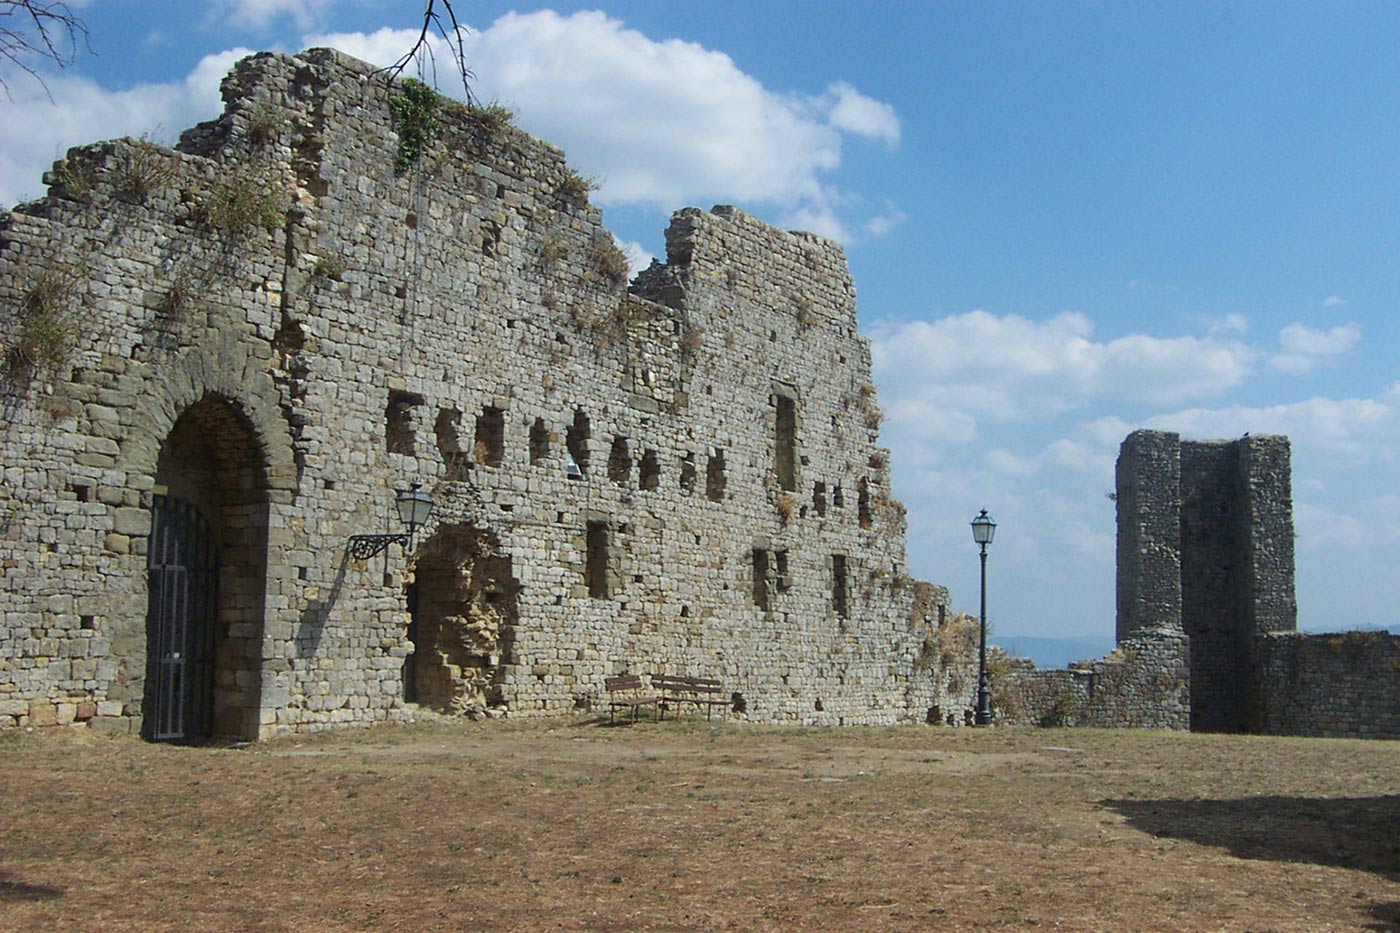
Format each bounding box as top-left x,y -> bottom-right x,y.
144,395 -> 272,742
406,524 -> 520,718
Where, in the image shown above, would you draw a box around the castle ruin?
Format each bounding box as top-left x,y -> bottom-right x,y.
1002,429 -> 1400,739
0,48 -> 963,739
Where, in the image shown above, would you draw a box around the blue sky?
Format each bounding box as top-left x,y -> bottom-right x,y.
5,2 -> 1400,659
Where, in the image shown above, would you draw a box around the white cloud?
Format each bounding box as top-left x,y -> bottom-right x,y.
615,238 -> 654,278
309,11 -> 900,242
1206,313 -> 1248,335
0,49 -> 247,207
1145,386 -> 1400,459
824,82 -> 900,146
870,310 -> 1252,443
1270,322 -> 1360,373
1322,295 -> 1347,307
221,0 -> 333,30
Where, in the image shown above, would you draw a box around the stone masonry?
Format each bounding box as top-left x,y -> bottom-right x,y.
1003,428 -> 1400,738
0,49 -> 958,739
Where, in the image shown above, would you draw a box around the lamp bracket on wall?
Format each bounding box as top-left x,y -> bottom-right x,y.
346,481 -> 434,561
347,533 -> 411,560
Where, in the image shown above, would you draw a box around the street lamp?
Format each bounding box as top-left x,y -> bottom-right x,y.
348,482 -> 435,559
970,509 -> 997,726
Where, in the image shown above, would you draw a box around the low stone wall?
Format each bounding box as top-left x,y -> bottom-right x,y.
998,632 -> 1191,730
1254,631 -> 1400,739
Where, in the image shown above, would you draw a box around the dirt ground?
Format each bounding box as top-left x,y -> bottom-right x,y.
1,718 -> 1398,932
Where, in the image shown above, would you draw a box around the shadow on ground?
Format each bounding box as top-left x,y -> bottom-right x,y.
1365,901 -> 1400,932
1105,794 -> 1400,881
0,873 -> 63,902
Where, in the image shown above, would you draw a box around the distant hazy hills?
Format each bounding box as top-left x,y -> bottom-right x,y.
996,625 -> 1399,669
992,635 -> 1115,669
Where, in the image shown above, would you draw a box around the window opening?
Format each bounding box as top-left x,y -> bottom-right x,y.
752,548 -> 771,611
639,449 -> 660,490
566,409 -> 590,479
706,449 -> 727,502
386,390 -> 425,455
529,417 -> 550,464
679,452 -> 697,495
832,554 -> 849,618
435,408 -> 469,479
812,481 -> 827,517
474,406 -> 505,468
585,521 -> 611,598
607,436 -> 631,486
858,477 -> 873,530
775,393 -> 797,491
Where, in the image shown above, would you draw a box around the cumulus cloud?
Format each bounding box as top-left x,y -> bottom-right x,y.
1206,313 -> 1248,335
1270,321 -> 1360,373
1145,388 -> 1400,459
0,49 -> 248,207
615,238 -> 655,277
870,310 -> 1252,442
310,11 -> 901,242
824,82 -> 900,146
220,0 -> 333,29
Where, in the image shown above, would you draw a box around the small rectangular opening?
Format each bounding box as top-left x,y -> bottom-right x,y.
530,417 -> 550,464
474,406 -> 505,467
706,449 -> 727,502
585,520 -> 610,599
832,554 -> 849,618
639,449 -> 660,490
435,408 -> 469,479
775,392 -> 797,491
386,389 -> 425,455
608,436 -> 631,486
752,548 -> 771,611
566,409 -> 590,479
679,452 -> 697,495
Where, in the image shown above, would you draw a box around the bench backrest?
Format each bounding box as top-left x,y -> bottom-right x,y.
652,674 -> 723,695
605,674 -> 647,692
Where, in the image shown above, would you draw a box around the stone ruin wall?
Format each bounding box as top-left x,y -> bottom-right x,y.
0,49 -> 963,738
1254,631 -> 1400,739
1039,428 -> 1399,739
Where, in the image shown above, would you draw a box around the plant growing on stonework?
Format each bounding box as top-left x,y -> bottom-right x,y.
118,139 -> 177,201
466,101 -> 514,138
197,169 -> 288,239
558,169 -> 597,209
388,78 -> 442,173
794,293 -> 817,329
247,101 -> 290,147
6,264 -> 81,378
312,253 -> 347,280
679,324 -> 703,357
986,650 -> 1020,720
588,235 -> 630,287
776,493 -> 797,527
55,159 -> 94,197
539,233 -> 569,270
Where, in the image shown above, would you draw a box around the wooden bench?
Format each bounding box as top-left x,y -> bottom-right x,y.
652,674 -> 728,721
605,674 -> 659,724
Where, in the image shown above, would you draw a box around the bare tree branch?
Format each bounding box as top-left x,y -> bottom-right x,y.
382,0 -> 475,102
0,0 -> 90,97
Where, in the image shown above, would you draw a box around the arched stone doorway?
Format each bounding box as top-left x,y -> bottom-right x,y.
406,524 -> 520,717
144,395 -> 270,742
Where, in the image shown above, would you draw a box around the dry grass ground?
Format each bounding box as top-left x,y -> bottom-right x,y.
1,719 -> 1398,932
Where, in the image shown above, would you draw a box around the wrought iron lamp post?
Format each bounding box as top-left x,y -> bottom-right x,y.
348,482 -> 434,559
971,508 -> 997,726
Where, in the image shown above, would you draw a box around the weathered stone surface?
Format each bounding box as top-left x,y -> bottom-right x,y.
0,49 -> 954,739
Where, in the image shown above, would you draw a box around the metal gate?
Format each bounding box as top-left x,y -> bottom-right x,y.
144,495 -> 218,742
